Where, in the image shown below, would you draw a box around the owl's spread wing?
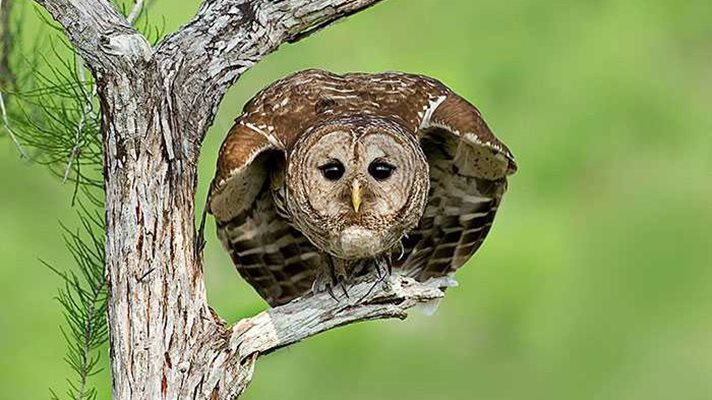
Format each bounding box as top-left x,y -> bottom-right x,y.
209,122 -> 325,306
394,85 -> 516,280
394,129 -> 509,280
215,178 -> 323,306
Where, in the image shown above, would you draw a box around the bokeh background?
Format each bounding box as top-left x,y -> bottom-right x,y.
1,0 -> 711,399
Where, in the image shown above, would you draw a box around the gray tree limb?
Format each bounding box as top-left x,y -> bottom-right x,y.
235,276 -> 448,358
34,0 -> 150,73
24,1 -> 451,399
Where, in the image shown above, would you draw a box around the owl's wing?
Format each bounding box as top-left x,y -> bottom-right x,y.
389,79 -> 517,280
209,113 -> 326,307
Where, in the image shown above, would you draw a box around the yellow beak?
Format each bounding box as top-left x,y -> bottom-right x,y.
351,180 -> 362,213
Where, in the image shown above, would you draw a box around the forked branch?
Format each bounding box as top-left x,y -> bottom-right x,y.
27,0 -> 427,398
34,0 -> 150,72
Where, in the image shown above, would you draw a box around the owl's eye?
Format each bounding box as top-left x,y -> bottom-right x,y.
368,161 -> 396,181
318,161 -> 345,181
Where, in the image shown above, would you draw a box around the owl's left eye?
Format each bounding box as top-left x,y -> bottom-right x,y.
318,161 -> 345,181
368,161 -> 396,181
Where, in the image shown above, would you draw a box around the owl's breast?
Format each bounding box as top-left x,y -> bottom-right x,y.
338,226 -> 382,259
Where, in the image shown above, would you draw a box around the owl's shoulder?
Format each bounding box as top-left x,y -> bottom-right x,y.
240,69 -> 451,144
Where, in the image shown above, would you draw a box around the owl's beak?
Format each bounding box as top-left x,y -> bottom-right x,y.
351,179 -> 362,213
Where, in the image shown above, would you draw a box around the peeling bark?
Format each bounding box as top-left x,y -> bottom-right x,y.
30,0 -> 447,399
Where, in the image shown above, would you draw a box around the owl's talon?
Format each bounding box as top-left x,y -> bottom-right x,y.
312,279 -> 339,303
339,280 -> 350,299
311,264 -> 350,302
358,272 -> 390,303
374,257 -> 390,280
326,284 -> 338,302
356,258 -> 391,302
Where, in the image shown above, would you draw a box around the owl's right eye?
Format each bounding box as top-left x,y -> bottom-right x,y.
318,161 -> 345,181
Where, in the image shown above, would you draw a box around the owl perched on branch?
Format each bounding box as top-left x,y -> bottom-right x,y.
209,69 -> 517,306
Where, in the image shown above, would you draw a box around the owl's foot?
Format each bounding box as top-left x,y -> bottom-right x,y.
358,257 -> 392,302
311,272 -> 349,302
311,258 -> 350,302
374,256 -> 392,279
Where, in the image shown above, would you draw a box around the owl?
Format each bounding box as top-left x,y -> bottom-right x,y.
208,69 -> 517,306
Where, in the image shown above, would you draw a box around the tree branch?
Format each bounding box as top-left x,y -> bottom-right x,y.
235,275 -> 448,358
154,0 -> 384,152
126,0 -> 145,25
34,0 -> 151,73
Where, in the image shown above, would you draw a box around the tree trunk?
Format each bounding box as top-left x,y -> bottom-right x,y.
33,0 -> 446,398
101,67 -> 211,398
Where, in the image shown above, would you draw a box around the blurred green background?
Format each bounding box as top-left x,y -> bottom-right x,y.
1,0 -> 711,399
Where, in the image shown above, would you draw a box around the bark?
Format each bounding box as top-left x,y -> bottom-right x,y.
33,0 -> 445,399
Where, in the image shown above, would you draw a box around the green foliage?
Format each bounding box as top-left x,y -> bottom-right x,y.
9,39 -> 103,193
46,206 -> 107,400
6,16 -> 107,399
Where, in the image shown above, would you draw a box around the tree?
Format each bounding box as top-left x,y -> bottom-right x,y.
10,0 -> 447,398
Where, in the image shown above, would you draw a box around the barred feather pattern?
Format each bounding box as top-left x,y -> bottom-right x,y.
395,129 -> 507,280
216,183 -> 323,306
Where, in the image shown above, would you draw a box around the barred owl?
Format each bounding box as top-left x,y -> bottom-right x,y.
209,69 -> 517,306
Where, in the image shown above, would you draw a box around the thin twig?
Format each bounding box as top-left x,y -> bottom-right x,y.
46,211 -> 107,400
62,55 -> 93,185
0,90 -> 27,158
126,0 -> 145,25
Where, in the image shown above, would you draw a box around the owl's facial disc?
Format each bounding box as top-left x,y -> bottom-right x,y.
287,119 -> 430,259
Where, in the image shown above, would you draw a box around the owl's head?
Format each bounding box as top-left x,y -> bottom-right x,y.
286,116 -> 430,259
